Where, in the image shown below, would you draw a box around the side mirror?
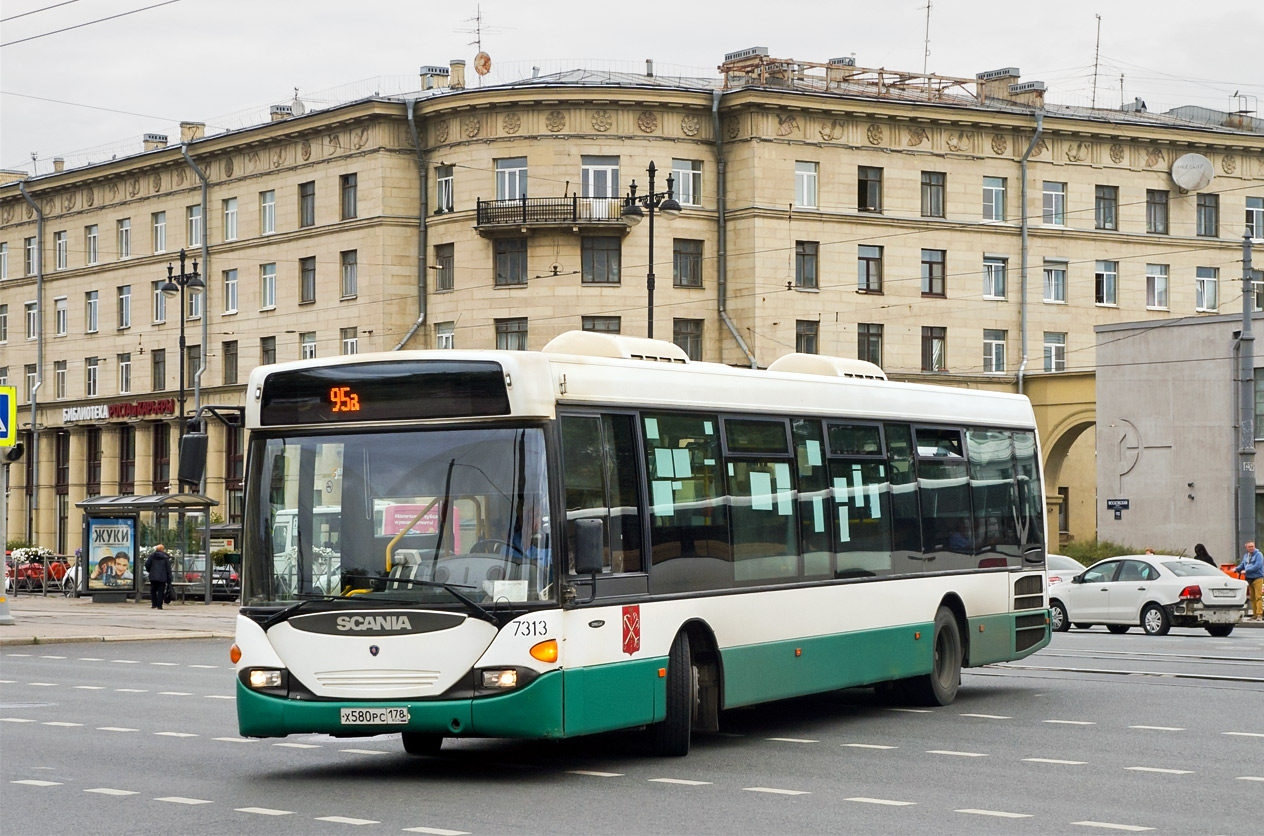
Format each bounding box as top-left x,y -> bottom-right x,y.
573,518 -> 604,576
1071,573 -> 1084,584
178,433 -> 208,489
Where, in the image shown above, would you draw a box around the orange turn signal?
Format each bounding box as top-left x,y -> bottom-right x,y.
914,631 -> 922,640
229,644 -> 242,664
530,639 -> 558,663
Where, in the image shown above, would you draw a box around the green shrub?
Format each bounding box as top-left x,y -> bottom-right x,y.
1062,539 -> 1137,564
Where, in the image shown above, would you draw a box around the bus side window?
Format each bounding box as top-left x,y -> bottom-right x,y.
792,419 -> 831,578
967,429 -> 1020,562
1012,431 -> 1044,552
884,423 -> 921,559
560,414 -> 643,575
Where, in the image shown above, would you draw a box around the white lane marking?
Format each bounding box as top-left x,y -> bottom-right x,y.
155,732 -> 198,737
73,686 -> 105,690
767,737 -> 817,743
114,688 -> 147,693
236,807 -> 294,816
155,796 -> 213,805
340,748 -> 389,755
887,708 -> 932,713
98,727 -> 139,732
927,750 -> 988,757
205,695 -> 233,700
38,655 -> 67,659
1045,719 -> 1096,725
843,743 -> 897,749
1125,767 -> 1193,775
7,653 -> 32,657
957,809 -> 1033,818
567,770 -> 622,777
85,788 -> 139,796
274,742 -> 321,749
188,664 -> 218,669
744,787 -> 810,796
960,713 -> 1011,719
314,816 -> 378,825
0,718 -> 37,723
1236,776 -> 1264,781
27,682 -> 58,686
1072,822 -> 1154,832
1224,731 -> 1264,738
43,721 -> 83,727
649,778 -> 712,785
159,691 -> 193,696
1024,758 -> 1087,765
1129,725 -> 1184,732
149,662 -> 178,666
213,737 -> 256,743
402,828 -> 471,836
0,679 -> 15,684
78,658 -> 104,661
12,780 -> 63,787
110,660 -> 140,664
845,797 -> 914,806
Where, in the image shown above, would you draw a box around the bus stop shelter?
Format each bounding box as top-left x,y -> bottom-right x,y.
76,493 -> 220,604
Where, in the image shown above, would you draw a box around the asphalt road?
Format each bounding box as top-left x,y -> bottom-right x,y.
2,627 -> 1261,836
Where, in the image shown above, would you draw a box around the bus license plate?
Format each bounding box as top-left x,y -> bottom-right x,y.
340,707 -> 410,726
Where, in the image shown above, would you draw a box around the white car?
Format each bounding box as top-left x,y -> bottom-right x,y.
1045,553 -> 1084,586
1048,555 -> 1247,636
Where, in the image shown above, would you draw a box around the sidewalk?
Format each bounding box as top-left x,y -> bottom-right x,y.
0,592 -> 238,647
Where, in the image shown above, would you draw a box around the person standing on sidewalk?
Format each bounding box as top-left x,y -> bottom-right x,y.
145,545 -> 173,610
1233,541 -> 1264,621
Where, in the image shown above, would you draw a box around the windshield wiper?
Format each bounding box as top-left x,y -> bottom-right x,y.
261,593 -> 343,628
386,577 -> 501,626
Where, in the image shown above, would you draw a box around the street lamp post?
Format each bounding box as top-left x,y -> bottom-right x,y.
160,249 -> 204,446
621,161 -> 681,339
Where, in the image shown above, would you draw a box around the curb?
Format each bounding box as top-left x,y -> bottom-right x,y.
0,632 -> 234,647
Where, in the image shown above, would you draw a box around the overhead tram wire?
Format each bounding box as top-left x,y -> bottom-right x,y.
0,0 -> 182,48
1,0 -> 83,23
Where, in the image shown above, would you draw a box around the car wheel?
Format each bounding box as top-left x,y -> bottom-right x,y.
650,632 -> 695,757
1050,601 -> 1070,632
1073,623 -> 1093,630
401,733 -> 443,756
1205,624 -> 1234,637
904,607 -> 963,706
1141,604 -> 1171,636
1106,624 -> 1130,634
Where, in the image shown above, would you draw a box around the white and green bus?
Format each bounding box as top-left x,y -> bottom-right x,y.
232,331 -> 1051,756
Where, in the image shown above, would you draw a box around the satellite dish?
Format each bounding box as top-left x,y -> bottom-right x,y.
1171,153 -> 1214,191
474,51 -> 492,76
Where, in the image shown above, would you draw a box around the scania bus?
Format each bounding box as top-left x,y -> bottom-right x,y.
229,331 -> 1051,756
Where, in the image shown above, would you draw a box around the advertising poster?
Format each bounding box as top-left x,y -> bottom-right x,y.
86,517 -> 138,592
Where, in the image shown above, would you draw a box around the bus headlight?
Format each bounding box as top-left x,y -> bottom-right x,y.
249,669 -> 284,689
481,669 -> 518,689
241,667 -> 289,697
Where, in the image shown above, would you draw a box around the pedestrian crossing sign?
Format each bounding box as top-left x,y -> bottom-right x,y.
0,385 -> 15,447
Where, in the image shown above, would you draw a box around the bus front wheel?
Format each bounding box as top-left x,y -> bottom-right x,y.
650,632 -> 694,757
906,606 -> 962,706
401,732 -> 443,756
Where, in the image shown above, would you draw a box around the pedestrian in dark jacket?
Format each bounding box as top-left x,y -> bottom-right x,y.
145,545 -> 173,610
1192,543 -> 1216,567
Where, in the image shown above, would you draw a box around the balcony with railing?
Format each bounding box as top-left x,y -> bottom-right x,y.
475,196 -> 627,235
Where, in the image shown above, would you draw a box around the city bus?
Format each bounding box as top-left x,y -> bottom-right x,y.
230,330 -> 1051,756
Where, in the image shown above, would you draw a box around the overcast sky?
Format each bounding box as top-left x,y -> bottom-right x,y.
2,0 -> 1261,175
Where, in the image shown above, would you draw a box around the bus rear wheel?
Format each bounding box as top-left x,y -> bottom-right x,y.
401,732 -> 443,756
650,632 -> 694,757
906,607 -> 962,706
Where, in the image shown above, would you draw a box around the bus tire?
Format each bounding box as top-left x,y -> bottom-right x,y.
401,732 -> 443,756
906,607 -> 962,706
650,632 -> 694,757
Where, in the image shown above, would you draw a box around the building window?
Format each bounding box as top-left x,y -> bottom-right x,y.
25,236 -> 37,275
921,171 -> 945,218
983,257 -> 1007,299
225,422 -> 244,524
260,190 -> 276,234
299,181 -> 315,228
1043,262 -> 1067,303
1196,267 -> 1219,312
151,349 -> 165,391
1146,264 -> 1169,309
921,249 -> 946,296
582,237 -> 621,284
581,156 -> 620,201
152,423 -> 170,494
54,231 -> 68,270
0,242 -> 7,279
86,428 -> 102,495
1042,182 -> 1066,225
340,327 -> 358,355
118,426 -> 135,495
582,316 -> 621,334
858,323 -> 883,366
0,367 -> 7,386
118,353 -> 131,394
495,157 -> 528,200
186,204 -> 202,247
85,357 -> 98,397
340,173 -> 357,220
436,166 -> 454,213
25,364 -> 36,400
25,301 -> 37,339
85,225 -> 99,264
223,197 -> 237,241
261,336 -> 276,365
116,219 -> 131,259
983,176 -> 1006,221
1043,332 -> 1066,372
117,285 -> 131,328
434,243 -> 454,291
495,318 -> 527,351
261,263 -> 276,308
673,319 -> 702,360
54,360 -> 67,399
673,239 -> 703,287
795,320 -> 819,354
921,327 -> 947,371
1094,185 -> 1118,230
983,329 -> 1006,373
85,290 -> 98,332
672,159 -> 703,206
1095,260 -> 1118,306
186,344 -> 201,388
1196,194 -> 1219,237
858,166 -> 882,212
436,322 -> 455,349
152,211 -> 166,253
299,257 -> 316,303
223,269 -> 238,313
494,238 -> 528,286
858,245 -> 883,293
186,284 -> 201,320
149,280 -> 166,323
794,161 -> 818,209
1146,189 -> 1169,234
795,241 -> 819,289
340,250 -> 357,297
54,296 -> 67,336
222,340 -> 238,384
1247,197 -> 1263,239
299,332 -> 316,360
0,304 -> 7,341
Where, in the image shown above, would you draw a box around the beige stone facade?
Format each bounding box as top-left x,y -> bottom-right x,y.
3,55 -> 1262,551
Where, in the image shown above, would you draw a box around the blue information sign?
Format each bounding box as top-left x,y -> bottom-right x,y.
0,385 -> 16,447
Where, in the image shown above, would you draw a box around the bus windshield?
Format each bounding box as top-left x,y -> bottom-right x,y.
242,426 -> 553,607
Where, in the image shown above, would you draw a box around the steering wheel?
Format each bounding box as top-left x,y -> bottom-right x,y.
469,538 -> 523,556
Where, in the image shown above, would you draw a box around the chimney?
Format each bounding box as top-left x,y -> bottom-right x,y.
1120,97 -> 1147,113
646,59 -> 654,78
420,64 -> 450,91
269,104 -> 293,122
449,59 -> 466,90
0,169 -> 28,185
142,133 -> 168,151
1007,80 -> 1046,108
53,158 -> 66,173
976,67 -> 1021,104
827,55 -> 859,86
180,121 -> 205,142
